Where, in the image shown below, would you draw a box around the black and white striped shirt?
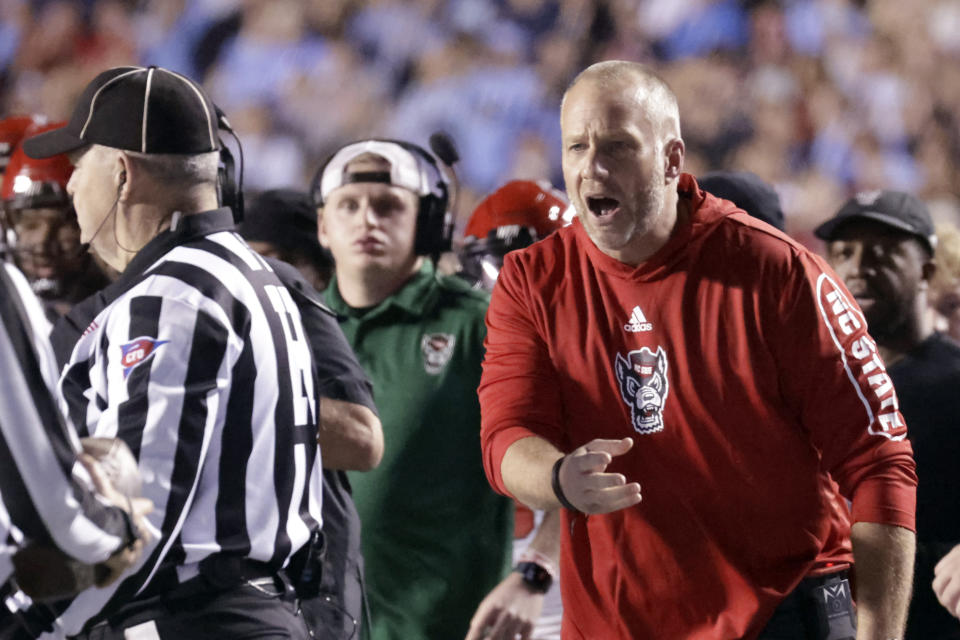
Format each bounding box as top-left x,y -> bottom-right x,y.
0,263 -> 130,590
46,208 -> 322,635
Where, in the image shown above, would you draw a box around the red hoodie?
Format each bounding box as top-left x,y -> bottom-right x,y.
479,174 -> 917,639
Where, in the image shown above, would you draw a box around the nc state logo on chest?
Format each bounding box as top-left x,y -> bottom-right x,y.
613,346 -> 670,435
421,332 -> 456,375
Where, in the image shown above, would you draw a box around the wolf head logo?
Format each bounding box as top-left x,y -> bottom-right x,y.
421,332 -> 455,375
614,346 -> 669,434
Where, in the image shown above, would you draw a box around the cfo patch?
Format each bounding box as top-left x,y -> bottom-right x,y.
421,332 -> 455,375
119,337 -> 169,379
614,346 -> 669,435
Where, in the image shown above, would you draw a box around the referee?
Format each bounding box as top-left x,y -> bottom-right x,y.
21,66 -> 322,639
0,261 -> 149,636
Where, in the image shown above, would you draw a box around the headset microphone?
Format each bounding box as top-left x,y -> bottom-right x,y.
429,132 -> 460,166
75,191 -> 121,258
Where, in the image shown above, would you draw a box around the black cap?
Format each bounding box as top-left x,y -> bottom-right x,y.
814,190 -> 936,253
699,170 -> 785,231
23,66 -> 221,159
239,189 -> 330,266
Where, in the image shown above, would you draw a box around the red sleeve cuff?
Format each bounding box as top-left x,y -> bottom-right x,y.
850,477 -> 917,533
483,425 -> 545,498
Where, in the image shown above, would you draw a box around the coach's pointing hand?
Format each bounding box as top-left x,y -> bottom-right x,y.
554,438 -> 641,514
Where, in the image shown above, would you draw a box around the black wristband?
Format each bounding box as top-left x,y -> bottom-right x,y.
513,561 -> 552,594
551,455 -> 580,512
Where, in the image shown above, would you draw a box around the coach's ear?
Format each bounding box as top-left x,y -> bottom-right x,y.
663,138 -> 685,182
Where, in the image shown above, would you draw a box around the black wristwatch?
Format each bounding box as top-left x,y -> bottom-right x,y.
513,561 -> 553,594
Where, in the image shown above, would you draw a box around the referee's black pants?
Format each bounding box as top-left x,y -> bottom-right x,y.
76,576 -> 310,640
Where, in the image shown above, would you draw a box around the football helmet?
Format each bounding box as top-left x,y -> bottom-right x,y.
459,180 -> 568,290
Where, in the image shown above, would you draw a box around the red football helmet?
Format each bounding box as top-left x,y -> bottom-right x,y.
1,121 -> 73,210
459,180 -> 568,290
1,121 -> 84,302
0,115 -> 44,177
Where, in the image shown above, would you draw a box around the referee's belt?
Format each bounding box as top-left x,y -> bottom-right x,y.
83,557 -> 294,637
137,555 -> 284,602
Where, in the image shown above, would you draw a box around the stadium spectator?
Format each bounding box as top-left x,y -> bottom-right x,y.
930,222 -> 960,343
2,0 -> 959,242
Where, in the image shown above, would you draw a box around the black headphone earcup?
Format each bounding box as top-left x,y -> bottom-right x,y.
218,138 -> 243,223
214,104 -> 244,224
413,193 -> 452,256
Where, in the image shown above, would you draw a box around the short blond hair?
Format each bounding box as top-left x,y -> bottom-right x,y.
562,60 -> 681,139
932,222 -> 960,293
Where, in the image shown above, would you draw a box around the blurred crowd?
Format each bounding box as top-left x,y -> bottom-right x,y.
2,0 -> 959,244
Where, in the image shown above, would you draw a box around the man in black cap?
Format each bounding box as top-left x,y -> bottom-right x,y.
239,188 -> 383,639
239,189 -> 335,292
20,66 -> 321,639
698,170 -> 786,232
818,190 -> 960,639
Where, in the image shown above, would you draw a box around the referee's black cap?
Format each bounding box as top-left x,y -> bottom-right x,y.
814,190 -> 936,254
699,170 -> 785,232
23,66 -> 221,159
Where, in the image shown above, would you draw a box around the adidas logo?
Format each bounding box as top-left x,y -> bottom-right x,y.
624,305 -> 653,332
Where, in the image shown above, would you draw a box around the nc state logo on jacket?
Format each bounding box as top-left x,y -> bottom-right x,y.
614,346 -> 669,435
421,332 -> 455,375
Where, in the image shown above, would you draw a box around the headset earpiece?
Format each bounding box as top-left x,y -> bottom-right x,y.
214,104 -> 244,224
395,141 -> 451,258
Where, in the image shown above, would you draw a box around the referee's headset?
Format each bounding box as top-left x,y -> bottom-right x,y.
213,105 -> 245,224
311,132 -> 461,264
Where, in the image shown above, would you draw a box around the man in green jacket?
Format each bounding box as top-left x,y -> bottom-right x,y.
313,139 -> 513,639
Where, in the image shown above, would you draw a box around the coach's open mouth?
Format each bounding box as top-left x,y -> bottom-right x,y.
587,196 -> 620,217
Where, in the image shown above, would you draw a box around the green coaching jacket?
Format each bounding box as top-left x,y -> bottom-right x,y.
324,260 -> 513,640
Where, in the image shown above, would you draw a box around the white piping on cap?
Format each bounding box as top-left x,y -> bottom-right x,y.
79,67 -> 144,141
159,68 -> 216,152
141,67 -> 155,153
